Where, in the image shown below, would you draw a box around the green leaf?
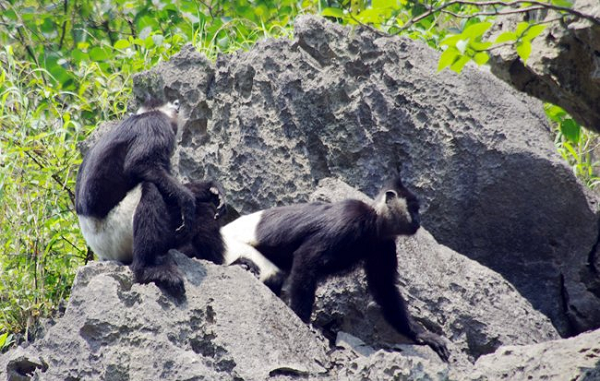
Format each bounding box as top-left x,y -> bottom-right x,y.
473,52 -> 490,65
440,34 -> 463,48
0,333 -> 8,348
563,141 -> 579,161
356,8 -> 385,24
462,22 -> 492,39
561,118 -> 581,143
516,22 -> 529,36
495,31 -> 517,44
373,0 -> 395,8
114,40 -> 131,49
544,104 -> 567,122
470,41 -> 492,51
450,55 -> 470,73
516,41 -> 532,63
551,0 -> 573,7
321,7 -> 345,19
89,47 -> 109,61
40,17 -> 58,38
438,47 -> 460,72
70,49 -> 88,62
523,24 -> 546,42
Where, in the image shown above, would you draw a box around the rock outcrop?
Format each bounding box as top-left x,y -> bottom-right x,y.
133,15 -> 600,335
470,329 -> 600,381
0,255 -> 330,380
489,0 -> 600,131
0,180 -> 567,379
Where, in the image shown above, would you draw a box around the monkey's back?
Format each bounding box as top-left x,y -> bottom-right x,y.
255,200 -> 378,271
75,123 -> 134,218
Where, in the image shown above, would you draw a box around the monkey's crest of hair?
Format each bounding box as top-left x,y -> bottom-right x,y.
136,97 -> 180,120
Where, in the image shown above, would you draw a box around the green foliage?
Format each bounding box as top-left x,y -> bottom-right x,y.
0,332 -> 14,351
0,0 -> 297,342
0,44 -> 108,340
547,105 -> 600,188
317,0 -> 561,70
438,22 -> 492,72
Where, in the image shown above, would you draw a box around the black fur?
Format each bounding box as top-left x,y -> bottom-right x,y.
231,257 -> 261,276
176,180 -> 226,264
230,257 -> 287,295
76,97 -> 225,297
226,178 -> 449,361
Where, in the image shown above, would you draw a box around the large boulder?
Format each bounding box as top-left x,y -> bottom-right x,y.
488,0 -> 600,131
469,328 -> 600,381
0,254 -> 330,380
308,178 -> 558,366
133,15 -> 600,335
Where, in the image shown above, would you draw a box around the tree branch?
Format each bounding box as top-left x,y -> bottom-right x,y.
58,0 -> 69,50
398,0 -> 600,32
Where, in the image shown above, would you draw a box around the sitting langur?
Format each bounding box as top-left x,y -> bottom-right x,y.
76,97 -> 224,296
220,177 -> 449,361
176,180 -> 227,264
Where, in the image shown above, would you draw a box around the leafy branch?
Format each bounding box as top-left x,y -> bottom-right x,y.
398,0 -> 600,32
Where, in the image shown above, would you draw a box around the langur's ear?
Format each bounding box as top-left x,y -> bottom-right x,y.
384,190 -> 398,204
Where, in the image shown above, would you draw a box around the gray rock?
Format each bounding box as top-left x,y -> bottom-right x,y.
469,328 -> 600,381
0,253 -> 329,380
132,15 -> 600,335
308,178 -> 558,367
488,0 -> 600,131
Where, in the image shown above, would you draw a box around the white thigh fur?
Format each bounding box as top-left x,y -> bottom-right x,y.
220,211 -> 281,281
78,184 -> 142,263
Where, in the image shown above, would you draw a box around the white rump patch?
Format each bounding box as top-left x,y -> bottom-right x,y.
220,211 -> 281,281
78,184 -> 142,262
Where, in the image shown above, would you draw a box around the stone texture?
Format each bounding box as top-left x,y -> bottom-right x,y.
308,178 -> 559,366
333,332 -> 450,381
488,0 -> 600,131
0,253 -> 330,380
469,328 -> 600,381
131,15 -> 600,335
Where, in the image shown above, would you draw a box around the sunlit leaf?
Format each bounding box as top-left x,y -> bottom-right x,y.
544,104 -> 567,122
450,55 -> 470,73
357,8 -> 387,24
523,24 -> 546,42
114,40 -> 131,49
516,40 -> 532,63
495,31 -> 517,44
551,0 -> 573,7
462,22 -> 492,39
440,34 -> 462,47
0,333 -> 9,348
515,22 -> 530,36
438,47 -> 460,72
470,41 -> 492,51
473,52 -> 489,65
373,0 -> 396,8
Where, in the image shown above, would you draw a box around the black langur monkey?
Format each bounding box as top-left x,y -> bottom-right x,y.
176,180 -> 227,264
76,97 -> 223,296
220,177 -> 450,361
